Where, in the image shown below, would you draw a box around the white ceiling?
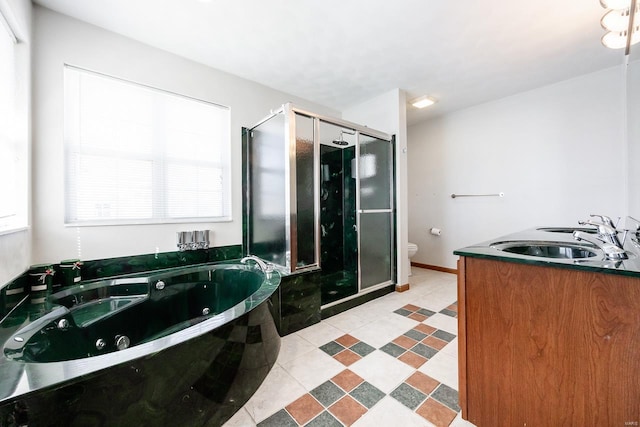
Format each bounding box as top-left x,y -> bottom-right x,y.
33,0 -> 626,125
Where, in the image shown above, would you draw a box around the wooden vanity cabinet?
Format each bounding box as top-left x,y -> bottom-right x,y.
457,256 -> 640,427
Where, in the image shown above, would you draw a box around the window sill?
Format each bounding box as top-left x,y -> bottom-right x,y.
64,217 -> 233,227
0,226 -> 29,237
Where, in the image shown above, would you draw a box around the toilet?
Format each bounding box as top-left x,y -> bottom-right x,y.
407,242 -> 418,276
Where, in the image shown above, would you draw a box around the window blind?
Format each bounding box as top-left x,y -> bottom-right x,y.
64,66 -> 231,225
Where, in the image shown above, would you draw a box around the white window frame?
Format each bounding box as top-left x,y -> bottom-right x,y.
63,65 -> 232,226
0,3 -> 27,235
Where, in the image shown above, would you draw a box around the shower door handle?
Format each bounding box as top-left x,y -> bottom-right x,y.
353,224 -> 358,231
358,209 -> 393,214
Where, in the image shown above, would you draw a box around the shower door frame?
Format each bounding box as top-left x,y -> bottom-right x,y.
286,105 -> 395,305
246,103 -> 395,289
354,134 -> 396,293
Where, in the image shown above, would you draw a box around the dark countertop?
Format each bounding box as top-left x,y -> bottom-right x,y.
454,227 -> 640,278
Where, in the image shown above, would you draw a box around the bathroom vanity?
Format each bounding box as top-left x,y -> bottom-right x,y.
455,227 -> 640,427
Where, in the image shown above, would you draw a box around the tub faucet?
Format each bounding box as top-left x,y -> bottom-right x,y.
240,256 -> 274,275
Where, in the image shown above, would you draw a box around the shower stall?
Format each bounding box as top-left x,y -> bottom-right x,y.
243,104 -> 395,309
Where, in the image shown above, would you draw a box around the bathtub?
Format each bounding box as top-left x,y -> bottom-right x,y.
0,261 -> 281,426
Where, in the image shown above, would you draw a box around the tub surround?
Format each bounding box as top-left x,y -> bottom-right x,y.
271,268 -> 322,336
0,262 -> 280,426
455,227 -> 640,426
0,245 -> 243,319
79,244 -> 243,282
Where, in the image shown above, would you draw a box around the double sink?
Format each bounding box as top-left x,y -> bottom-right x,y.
455,221 -> 640,273
491,227 -> 599,260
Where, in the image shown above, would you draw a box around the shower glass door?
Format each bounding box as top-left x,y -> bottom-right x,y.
319,121 -> 358,305
357,134 -> 394,290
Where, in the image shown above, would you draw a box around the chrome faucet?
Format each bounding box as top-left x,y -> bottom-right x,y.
574,214 -> 628,260
573,231 -> 627,260
588,214 -> 617,228
627,216 -> 640,249
240,255 -> 274,275
578,219 -> 623,248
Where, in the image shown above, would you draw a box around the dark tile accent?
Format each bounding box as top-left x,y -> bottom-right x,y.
404,329 -> 428,341
257,409 -> 298,427
417,308 -> 436,317
410,343 -> 439,359
432,330 -> 456,342
276,269 -> 323,335
380,342 -> 406,358
320,341 -> 346,357
393,308 -> 413,316
439,308 -> 457,318
390,383 -> 427,411
305,410 -> 342,427
350,382 -> 385,409
349,341 -> 375,357
431,384 -> 461,412
310,381 -> 345,407
80,245 -> 243,281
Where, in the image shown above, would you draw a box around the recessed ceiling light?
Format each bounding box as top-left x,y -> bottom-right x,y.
410,95 -> 437,109
600,0 -> 632,9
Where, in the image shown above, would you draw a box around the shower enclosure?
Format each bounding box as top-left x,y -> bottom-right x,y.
243,104 -> 395,308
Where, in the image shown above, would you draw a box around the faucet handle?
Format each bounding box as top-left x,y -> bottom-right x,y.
578,220 -> 617,236
589,214 -> 618,228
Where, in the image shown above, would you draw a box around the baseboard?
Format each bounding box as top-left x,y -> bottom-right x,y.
411,262 -> 458,275
395,283 -> 410,292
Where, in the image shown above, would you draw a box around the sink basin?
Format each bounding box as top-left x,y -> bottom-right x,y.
491,241 -> 599,259
537,227 -> 596,234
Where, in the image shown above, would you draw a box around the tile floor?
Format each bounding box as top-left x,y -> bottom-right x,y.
223,268 -> 476,427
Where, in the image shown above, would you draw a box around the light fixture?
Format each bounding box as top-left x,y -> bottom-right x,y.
600,0 -> 632,9
600,0 -> 639,54
410,95 -> 437,109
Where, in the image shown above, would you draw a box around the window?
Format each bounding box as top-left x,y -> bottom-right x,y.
64,66 -> 231,225
0,8 -> 26,233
